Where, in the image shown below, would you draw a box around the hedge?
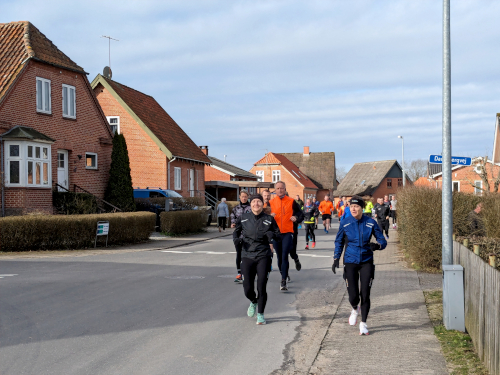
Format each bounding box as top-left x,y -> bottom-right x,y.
0,212 -> 155,252
160,210 -> 206,235
398,186 -> 500,270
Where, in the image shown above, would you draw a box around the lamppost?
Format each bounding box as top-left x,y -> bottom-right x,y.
398,135 -> 405,187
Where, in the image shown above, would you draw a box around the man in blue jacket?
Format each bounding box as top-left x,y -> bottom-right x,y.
332,195 -> 387,336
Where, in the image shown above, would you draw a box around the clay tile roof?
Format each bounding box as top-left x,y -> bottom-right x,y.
0,21 -> 84,101
254,152 -> 281,165
333,160 -> 400,197
256,152 -> 318,189
208,156 -> 257,179
280,151 -> 336,189
102,76 -> 210,164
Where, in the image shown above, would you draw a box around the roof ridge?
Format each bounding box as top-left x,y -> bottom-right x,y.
355,159 -> 397,164
102,75 -> 154,98
21,21 -> 35,59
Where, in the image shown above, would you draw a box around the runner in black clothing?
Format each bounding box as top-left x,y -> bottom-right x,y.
303,198 -> 319,249
374,197 -> 390,238
233,194 -> 281,325
230,190 -> 252,282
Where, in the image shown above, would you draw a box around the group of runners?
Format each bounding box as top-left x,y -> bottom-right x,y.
229,182 -> 389,334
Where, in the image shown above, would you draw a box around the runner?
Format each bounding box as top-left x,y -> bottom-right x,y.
363,196 -> 374,218
303,198 -> 319,249
312,196 -> 320,229
332,196 -> 387,335
262,189 -> 274,271
269,181 -> 304,291
390,195 -> 397,229
233,194 -> 281,325
374,197 -> 390,238
230,189 -> 252,282
336,196 -> 345,222
318,195 -> 334,233
341,199 -> 351,221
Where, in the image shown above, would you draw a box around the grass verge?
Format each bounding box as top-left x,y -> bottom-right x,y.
423,289 -> 488,375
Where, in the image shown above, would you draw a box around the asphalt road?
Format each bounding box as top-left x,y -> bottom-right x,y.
0,222 -> 342,375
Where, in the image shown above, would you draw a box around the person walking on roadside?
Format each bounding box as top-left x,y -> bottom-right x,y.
375,197 -> 390,238
230,190 -> 252,282
319,195 -> 335,233
269,181 -> 304,291
312,197 -> 320,228
363,197 -> 374,217
467,202 -> 485,236
233,194 -> 281,325
303,198 -> 319,249
217,198 -> 229,232
332,196 -> 387,335
390,195 -> 397,229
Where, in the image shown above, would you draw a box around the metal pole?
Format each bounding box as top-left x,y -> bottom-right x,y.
442,0 -> 453,266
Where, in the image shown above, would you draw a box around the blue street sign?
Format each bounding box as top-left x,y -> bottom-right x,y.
429,155 -> 472,166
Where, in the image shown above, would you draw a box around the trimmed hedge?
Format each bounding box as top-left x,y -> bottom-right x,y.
0,212 -> 155,252
160,210 -> 206,235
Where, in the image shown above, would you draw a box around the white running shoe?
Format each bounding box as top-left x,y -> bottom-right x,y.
359,322 -> 369,335
349,306 -> 361,326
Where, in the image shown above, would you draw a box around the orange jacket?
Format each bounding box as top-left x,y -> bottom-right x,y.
270,195 -> 295,234
337,205 -> 345,218
319,201 -> 334,215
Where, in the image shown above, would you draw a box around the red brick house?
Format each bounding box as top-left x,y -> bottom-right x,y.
0,21 -> 113,216
332,160 -> 410,204
91,75 -> 210,198
250,151 -> 320,201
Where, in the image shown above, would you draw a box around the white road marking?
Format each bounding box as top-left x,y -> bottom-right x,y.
0,274 -> 18,279
159,251 -> 329,257
161,251 -> 193,254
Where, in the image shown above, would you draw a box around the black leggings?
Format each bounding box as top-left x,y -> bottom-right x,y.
235,242 -> 242,272
391,211 -> 397,224
305,223 -> 315,243
218,217 -> 227,230
343,261 -> 374,323
377,219 -> 389,236
273,233 -> 296,280
241,256 -> 271,314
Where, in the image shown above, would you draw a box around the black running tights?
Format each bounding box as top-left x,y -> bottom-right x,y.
241,256 -> 271,314
343,261 -> 374,323
235,242 -> 242,272
377,219 -> 389,236
304,224 -> 315,243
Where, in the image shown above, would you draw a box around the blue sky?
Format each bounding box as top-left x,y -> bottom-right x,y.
2,1 -> 499,171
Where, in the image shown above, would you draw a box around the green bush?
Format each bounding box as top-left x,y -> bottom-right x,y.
52,190 -> 98,215
0,212 -> 155,252
160,210 -> 206,235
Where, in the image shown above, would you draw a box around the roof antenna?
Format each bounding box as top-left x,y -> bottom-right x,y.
224,155 -> 227,162
101,35 -> 119,78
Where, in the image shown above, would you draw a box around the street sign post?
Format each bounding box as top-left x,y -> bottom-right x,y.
429,155 -> 472,166
95,221 -> 109,248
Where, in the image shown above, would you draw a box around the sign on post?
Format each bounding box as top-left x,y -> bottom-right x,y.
95,221 -> 109,248
429,155 -> 472,166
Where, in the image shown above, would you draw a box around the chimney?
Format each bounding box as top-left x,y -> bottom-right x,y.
303,146 -> 310,155
199,146 -> 208,155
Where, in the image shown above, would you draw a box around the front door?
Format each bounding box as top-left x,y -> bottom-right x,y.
190,169 -> 195,197
57,150 -> 69,191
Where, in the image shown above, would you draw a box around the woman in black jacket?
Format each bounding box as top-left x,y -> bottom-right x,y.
233,194 -> 281,325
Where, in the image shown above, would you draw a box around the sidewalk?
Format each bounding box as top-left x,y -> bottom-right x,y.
309,231 -> 449,375
0,225 -> 233,259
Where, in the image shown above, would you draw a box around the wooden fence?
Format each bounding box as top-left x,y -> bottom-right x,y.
453,241 -> 500,375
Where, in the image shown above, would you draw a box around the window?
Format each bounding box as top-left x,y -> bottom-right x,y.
452,181 -> 460,192
272,170 -> 281,183
106,116 -> 120,135
255,170 -> 264,182
174,167 -> 182,190
36,77 -> 51,114
62,84 -> 76,118
387,179 -> 392,188
398,178 -> 403,187
5,141 -> 51,187
474,181 -> 483,195
85,153 -> 98,169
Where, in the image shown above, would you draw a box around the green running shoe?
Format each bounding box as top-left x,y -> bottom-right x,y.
256,313 -> 266,325
247,302 -> 257,317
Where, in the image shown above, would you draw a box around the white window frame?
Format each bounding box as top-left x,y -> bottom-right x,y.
452,181 -> 460,192
106,116 -> 120,135
272,170 -> 281,183
62,84 -> 76,119
174,167 -> 182,190
36,77 -> 51,114
85,152 -> 98,170
4,141 -> 52,188
255,170 -> 264,182
474,180 -> 483,195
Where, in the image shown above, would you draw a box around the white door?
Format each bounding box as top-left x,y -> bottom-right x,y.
57,150 -> 69,191
190,169 -> 195,197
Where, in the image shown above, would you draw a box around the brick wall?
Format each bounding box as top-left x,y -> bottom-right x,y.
372,178 -> 402,200
0,60 -> 112,215
433,164 -> 500,194
168,158 -> 205,198
205,165 -> 230,181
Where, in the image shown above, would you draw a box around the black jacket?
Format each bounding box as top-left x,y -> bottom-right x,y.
233,211 -> 281,259
375,203 -> 390,222
302,205 -> 319,224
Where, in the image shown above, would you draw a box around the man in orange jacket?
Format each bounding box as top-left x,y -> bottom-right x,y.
270,181 -> 304,291
319,195 -> 334,233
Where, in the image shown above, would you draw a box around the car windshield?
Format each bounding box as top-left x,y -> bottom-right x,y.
165,190 -> 183,198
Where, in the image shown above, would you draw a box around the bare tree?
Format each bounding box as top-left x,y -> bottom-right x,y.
405,159 -> 428,181
465,156 -> 500,194
336,166 -> 347,182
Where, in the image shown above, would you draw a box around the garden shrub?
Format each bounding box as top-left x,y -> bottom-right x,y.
0,212 -> 155,252
52,190 -> 98,215
160,210 -> 206,235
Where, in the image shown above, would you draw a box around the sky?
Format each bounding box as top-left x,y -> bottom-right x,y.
2,0 -> 500,172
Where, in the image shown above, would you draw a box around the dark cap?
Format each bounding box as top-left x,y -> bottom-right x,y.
249,194 -> 264,204
349,195 -> 365,208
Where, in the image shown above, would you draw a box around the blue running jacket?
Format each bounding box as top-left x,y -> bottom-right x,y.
334,215 -> 387,264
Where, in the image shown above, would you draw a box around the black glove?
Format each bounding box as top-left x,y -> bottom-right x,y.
266,232 -> 274,242
332,258 -> 339,274
233,238 -> 242,246
369,243 -> 381,251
